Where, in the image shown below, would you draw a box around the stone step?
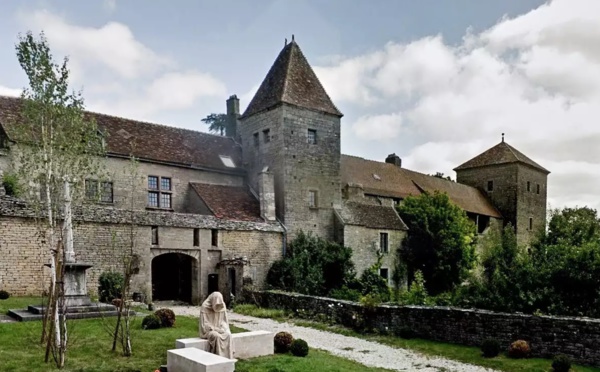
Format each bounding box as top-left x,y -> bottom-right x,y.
27,303 -> 117,315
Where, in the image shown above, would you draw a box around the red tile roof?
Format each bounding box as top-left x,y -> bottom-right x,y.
0,95 -> 242,173
242,40 -> 342,118
341,155 -> 502,218
190,183 -> 263,222
336,201 -> 408,230
454,141 -> 550,174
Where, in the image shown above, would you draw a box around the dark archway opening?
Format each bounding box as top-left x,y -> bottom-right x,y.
152,253 -> 193,303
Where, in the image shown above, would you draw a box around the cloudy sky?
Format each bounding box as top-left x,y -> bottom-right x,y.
0,0 -> 598,211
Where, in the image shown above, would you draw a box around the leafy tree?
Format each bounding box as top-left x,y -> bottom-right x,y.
10,31 -> 105,368
266,231 -> 355,296
397,191 -> 477,295
201,113 -> 230,136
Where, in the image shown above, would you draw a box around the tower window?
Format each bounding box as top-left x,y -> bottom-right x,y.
253,132 -> 259,147
537,184 -> 540,194
307,129 -> 317,144
263,129 -> 270,143
308,190 -> 318,208
487,180 -> 494,192
529,217 -> 533,230
380,232 -> 389,253
527,181 -> 531,192
211,229 -> 219,247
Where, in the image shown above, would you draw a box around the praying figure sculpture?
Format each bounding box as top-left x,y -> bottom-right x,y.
200,291 -> 233,359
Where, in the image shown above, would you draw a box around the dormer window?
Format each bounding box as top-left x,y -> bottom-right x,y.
219,155 -> 235,168
373,174 -> 381,181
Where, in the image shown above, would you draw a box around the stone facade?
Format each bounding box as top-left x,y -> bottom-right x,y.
240,104 -> 342,240
253,291 -> 600,367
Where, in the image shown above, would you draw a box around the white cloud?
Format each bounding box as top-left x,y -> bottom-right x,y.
104,0 -> 117,12
145,71 -> 226,110
0,86 -> 21,97
313,0 -> 600,210
352,113 -> 403,141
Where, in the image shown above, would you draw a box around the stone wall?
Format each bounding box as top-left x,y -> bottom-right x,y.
0,196 -> 283,301
252,291 -> 600,367
516,165 -> 548,246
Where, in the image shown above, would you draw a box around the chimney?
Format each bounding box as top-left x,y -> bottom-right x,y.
343,183 -> 364,200
385,153 -> 402,167
258,168 -> 276,221
226,95 -> 240,138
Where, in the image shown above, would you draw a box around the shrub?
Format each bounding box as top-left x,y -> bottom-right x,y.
2,172 -> 21,197
508,340 -> 531,359
329,286 -> 361,302
552,354 -> 572,372
274,331 -> 294,353
141,314 -> 161,330
154,308 -> 176,328
0,290 -> 10,300
359,268 -> 391,302
98,271 -> 124,303
290,339 -> 309,357
481,338 -> 501,358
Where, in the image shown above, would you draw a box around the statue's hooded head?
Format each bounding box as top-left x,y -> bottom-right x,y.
202,291 -> 226,313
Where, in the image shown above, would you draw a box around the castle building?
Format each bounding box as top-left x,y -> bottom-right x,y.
0,39 -> 549,304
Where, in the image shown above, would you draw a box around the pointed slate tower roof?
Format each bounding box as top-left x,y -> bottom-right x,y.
454,139 -> 550,174
241,37 -> 342,118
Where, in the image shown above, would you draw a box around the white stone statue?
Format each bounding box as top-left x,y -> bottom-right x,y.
199,291 -> 233,359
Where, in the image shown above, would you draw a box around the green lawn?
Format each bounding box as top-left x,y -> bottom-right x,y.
0,297 -> 389,372
234,304 -> 600,372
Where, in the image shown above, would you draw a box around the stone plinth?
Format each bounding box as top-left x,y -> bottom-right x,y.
44,262 -> 93,307
167,348 -> 235,372
176,331 -> 274,360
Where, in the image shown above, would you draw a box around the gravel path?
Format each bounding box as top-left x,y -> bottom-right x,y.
167,304 -> 497,372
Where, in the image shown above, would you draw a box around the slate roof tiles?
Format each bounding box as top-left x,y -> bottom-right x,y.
190,183 -> 263,222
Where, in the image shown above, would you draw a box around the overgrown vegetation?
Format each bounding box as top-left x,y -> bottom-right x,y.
98,271 -> 124,303
1,172 -> 21,196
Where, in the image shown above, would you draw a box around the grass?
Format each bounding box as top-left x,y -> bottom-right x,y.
0,297 -> 388,372
233,304 -> 600,372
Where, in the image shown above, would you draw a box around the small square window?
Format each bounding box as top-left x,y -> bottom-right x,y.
161,177 -> 171,191
527,181 -> 531,192
537,184 -> 540,194
151,226 -> 159,245
263,129 -> 270,143
161,193 -> 172,209
380,232 -> 389,253
253,133 -> 259,146
148,191 -> 159,207
308,190 -> 318,208
307,129 -> 317,144
193,228 -> 200,247
148,176 -> 158,190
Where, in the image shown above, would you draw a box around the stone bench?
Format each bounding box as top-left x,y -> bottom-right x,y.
176,330 -> 274,360
167,347 -> 235,372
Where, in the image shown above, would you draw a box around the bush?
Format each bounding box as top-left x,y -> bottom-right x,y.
481,338 -> 501,358
359,269 -> 391,302
2,172 -> 21,197
141,314 -> 161,330
329,286 -> 361,302
290,339 -> 309,357
274,331 -> 294,353
98,271 -> 124,303
552,354 -> 572,372
508,340 -> 531,359
154,308 -> 176,328
0,290 -> 10,300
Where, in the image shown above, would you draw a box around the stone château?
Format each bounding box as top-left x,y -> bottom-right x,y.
0,39 -> 549,304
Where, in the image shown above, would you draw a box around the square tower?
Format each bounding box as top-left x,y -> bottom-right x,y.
239,38 -> 343,240
454,139 -> 550,247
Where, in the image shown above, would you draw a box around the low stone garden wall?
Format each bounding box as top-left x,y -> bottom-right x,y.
250,290 -> 600,366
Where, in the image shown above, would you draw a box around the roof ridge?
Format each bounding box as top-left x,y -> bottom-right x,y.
503,142 -> 521,162
281,42 -> 294,103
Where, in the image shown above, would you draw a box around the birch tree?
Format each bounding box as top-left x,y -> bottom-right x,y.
10,31 -> 105,368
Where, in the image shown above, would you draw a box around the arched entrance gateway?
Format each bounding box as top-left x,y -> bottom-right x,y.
151,253 -> 198,304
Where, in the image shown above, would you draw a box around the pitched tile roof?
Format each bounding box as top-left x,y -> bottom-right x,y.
454,141 -> 550,174
190,183 -> 263,222
241,40 -> 342,118
336,201 -> 408,230
0,95 -> 242,173
341,155 -> 502,218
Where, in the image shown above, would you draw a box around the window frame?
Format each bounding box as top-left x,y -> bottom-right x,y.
211,229 -> 219,247
263,129 -> 271,143
379,232 -> 389,253
307,129 -> 317,145
147,175 -> 173,210
253,132 -> 259,147
85,179 -> 114,204
308,189 -> 318,208
529,217 -> 533,230
151,226 -> 159,245
536,184 -> 540,194
527,181 -> 531,192
487,180 -> 494,192
193,228 -> 200,247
